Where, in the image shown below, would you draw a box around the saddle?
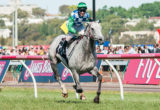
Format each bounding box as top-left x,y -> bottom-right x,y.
56,36 -> 82,65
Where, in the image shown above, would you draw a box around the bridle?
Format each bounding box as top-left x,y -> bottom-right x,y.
84,23 -> 95,40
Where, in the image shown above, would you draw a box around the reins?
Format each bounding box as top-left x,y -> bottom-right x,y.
84,23 -> 94,39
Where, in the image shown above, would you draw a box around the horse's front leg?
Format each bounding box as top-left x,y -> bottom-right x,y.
71,70 -> 86,100
71,69 -> 83,93
89,67 -> 102,104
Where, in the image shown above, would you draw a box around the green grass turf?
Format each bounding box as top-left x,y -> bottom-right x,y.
0,87 -> 160,110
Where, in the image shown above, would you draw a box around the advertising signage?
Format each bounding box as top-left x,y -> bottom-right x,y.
0,60 -> 10,83
19,60 -> 101,83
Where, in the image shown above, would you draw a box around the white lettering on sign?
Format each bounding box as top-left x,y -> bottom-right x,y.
30,62 -> 43,73
25,70 -> 30,78
24,60 -> 54,80
142,59 -> 150,78
42,60 -> 53,73
135,59 -> 144,78
63,68 -> 70,78
146,61 -> 156,83
156,67 -> 160,78
27,61 -> 54,73
135,59 -> 160,84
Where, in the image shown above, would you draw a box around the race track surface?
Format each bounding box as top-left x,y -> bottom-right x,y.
1,82 -> 160,92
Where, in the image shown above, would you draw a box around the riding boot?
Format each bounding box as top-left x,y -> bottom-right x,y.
56,39 -> 68,63
61,40 -> 67,57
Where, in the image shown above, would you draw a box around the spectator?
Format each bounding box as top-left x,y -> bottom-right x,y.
29,48 -> 36,55
96,45 -> 102,53
124,46 -> 129,54
155,44 -> 160,53
134,47 -> 138,54
38,46 -> 45,55
114,47 -> 119,54
143,45 -> 151,53
10,48 -> 17,55
102,46 -> 108,54
128,45 -> 136,54
118,46 -> 124,54
137,46 -> 143,53
108,49 -> 113,54
152,44 -> 157,53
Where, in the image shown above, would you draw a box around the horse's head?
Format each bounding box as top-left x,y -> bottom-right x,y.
85,20 -> 104,44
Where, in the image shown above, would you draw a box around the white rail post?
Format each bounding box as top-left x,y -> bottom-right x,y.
20,60 -> 37,98
104,60 -> 124,100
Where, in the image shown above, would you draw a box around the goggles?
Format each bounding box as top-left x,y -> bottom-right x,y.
78,8 -> 86,12
79,9 -> 86,12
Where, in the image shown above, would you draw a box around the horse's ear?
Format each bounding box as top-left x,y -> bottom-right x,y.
97,20 -> 101,23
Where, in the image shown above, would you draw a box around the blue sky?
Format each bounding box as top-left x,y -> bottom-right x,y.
1,0 -> 160,14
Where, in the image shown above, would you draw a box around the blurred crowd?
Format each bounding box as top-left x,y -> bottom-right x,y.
0,45 -> 49,55
0,44 -> 160,55
96,44 -> 160,54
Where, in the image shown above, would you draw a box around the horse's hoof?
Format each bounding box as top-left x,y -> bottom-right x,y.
93,96 -> 100,104
80,95 -> 86,100
62,93 -> 68,98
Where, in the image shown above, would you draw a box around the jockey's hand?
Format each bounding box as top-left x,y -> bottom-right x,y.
73,32 -> 84,37
78,31 -> 85,37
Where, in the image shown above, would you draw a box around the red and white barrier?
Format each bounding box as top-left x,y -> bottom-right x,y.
0,55 -> 48,60
97,53 -> 160,59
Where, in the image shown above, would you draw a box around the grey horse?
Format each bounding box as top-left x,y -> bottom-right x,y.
48,21 -> 104,103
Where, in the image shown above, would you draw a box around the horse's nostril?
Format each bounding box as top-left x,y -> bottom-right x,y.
98,38 -> 104,44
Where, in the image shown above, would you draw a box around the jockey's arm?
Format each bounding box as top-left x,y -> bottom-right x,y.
67,15 -> 77,34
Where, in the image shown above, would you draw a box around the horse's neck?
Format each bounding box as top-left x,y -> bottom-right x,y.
82,25 -> 95,53
80,36 -> 95,55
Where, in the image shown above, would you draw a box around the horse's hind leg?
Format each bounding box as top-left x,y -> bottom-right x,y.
89,67 -> 102,104
50,62 -> 68,98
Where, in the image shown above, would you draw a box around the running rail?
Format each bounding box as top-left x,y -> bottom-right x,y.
0,55 -> 48,60
97,53 -> 160,59
1,53 -> 160,100
1,53 -> 160,60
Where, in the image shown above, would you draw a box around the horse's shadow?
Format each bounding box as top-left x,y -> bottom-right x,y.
55,99 -> 89,104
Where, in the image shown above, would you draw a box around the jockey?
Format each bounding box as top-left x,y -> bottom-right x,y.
57,2 -> 90,58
